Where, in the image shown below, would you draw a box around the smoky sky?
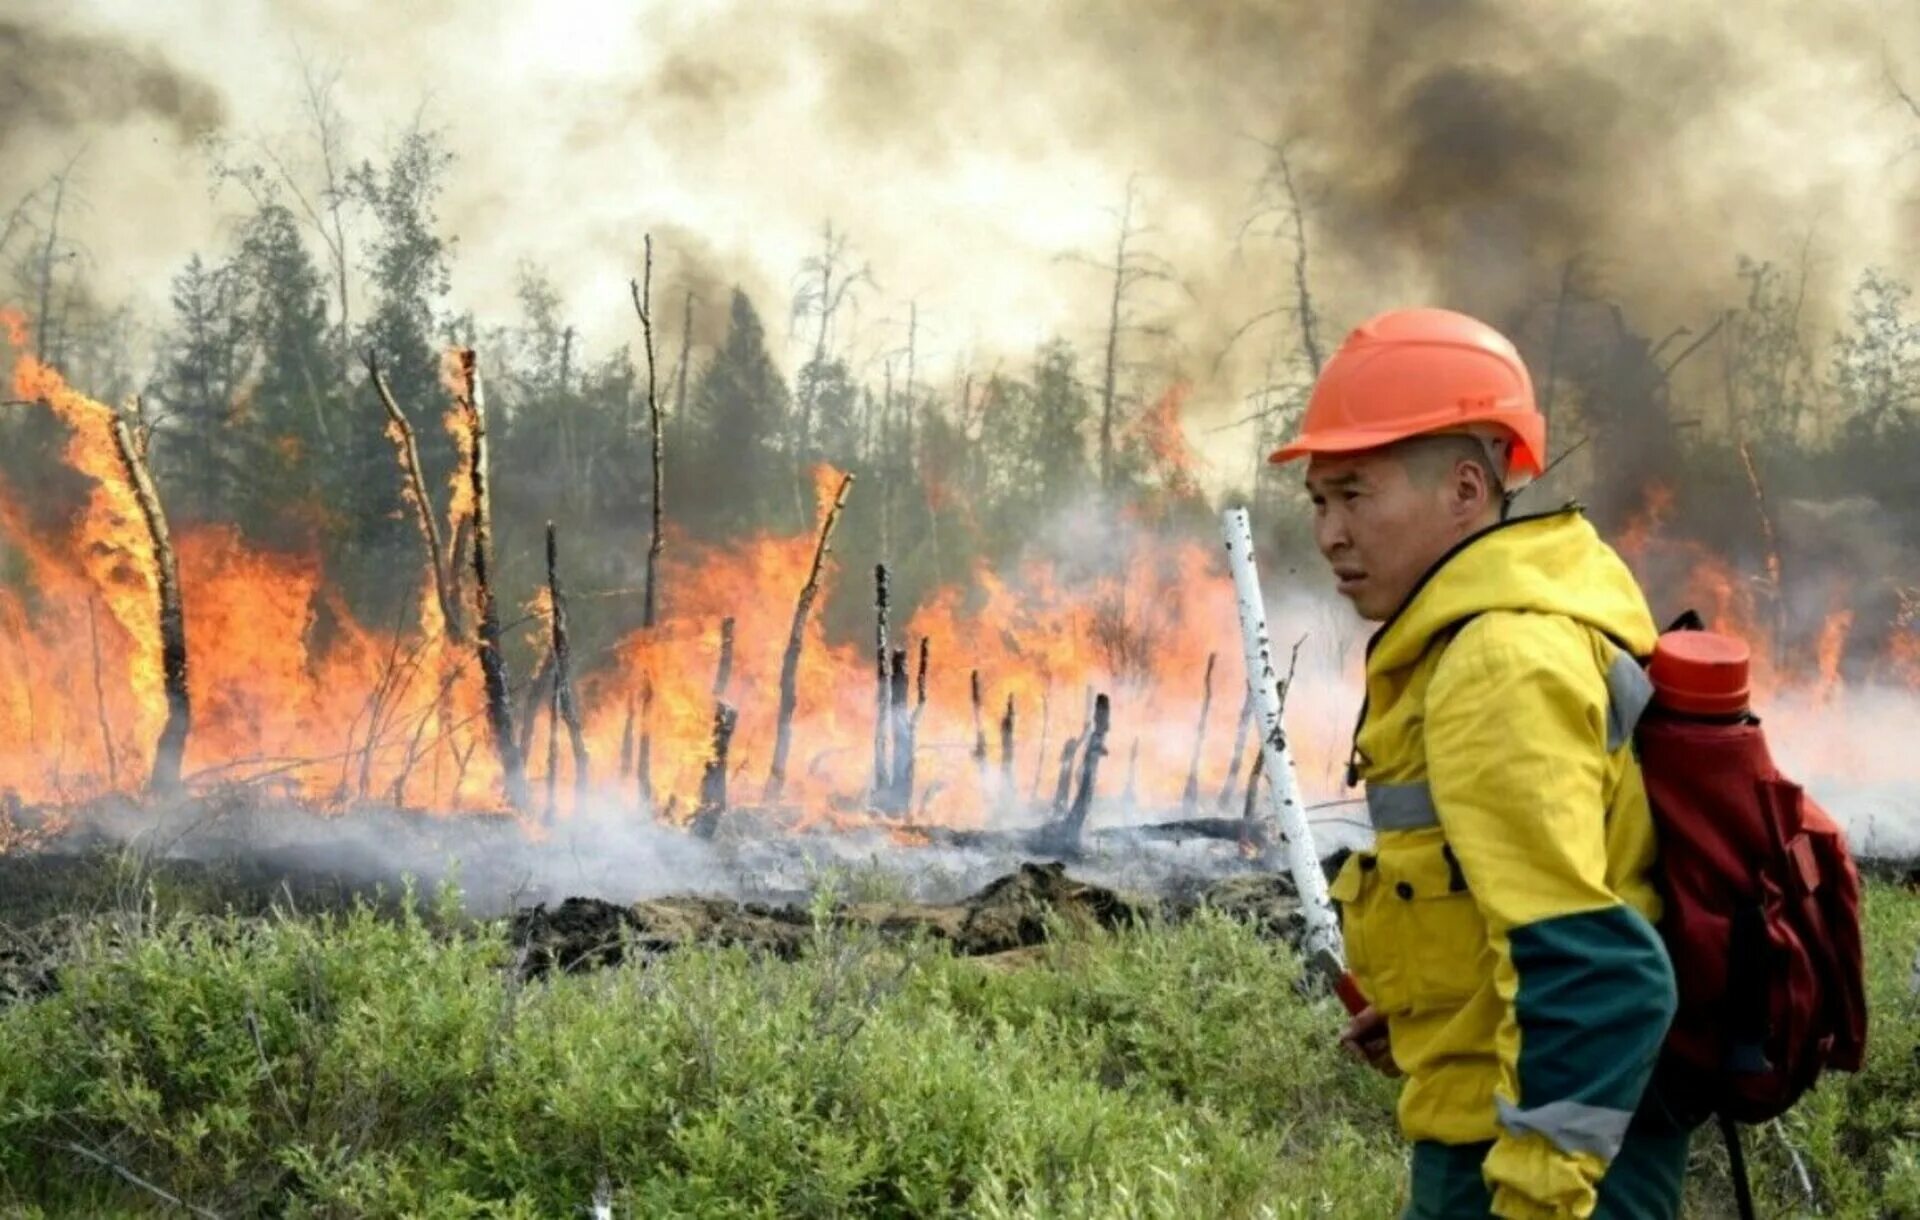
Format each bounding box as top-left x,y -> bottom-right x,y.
1,0 -> 1916,490
0,16 -> 223,154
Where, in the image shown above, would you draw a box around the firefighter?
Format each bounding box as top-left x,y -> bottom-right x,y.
1267,307 -> 1691,1218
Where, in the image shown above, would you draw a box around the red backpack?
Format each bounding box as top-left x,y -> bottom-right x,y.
1632,613 -> 1868,1129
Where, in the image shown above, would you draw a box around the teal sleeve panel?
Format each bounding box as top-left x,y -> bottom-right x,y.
1501,905 -> 1677,1159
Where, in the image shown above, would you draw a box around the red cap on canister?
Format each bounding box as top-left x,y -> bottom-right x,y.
1648,630 -> 1751,716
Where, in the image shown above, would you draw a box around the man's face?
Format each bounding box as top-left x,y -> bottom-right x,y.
1304,448 -> 1481,622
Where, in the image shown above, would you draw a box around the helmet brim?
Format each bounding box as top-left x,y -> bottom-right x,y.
1267,422 -> 1545,479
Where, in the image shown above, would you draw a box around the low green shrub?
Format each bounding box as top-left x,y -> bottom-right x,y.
0,879 -> 1912,1218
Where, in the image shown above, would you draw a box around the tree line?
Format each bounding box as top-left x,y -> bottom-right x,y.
2,84 -> 1918,679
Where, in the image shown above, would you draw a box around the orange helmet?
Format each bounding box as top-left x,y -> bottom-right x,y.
1268,307 -> 1545,480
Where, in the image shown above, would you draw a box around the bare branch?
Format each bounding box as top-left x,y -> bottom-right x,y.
0,184 -> 44,261
1657,312 -> 1729,383
1204,397 -> 1299,434
1889,62 -> 1920,124
55,1141 -> 223,1220
633,234 -> 664,629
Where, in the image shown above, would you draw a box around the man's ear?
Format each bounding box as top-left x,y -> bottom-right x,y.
1451,457 -> 1496,521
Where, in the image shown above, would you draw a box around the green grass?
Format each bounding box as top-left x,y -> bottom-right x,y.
0,878 -> 1913,1218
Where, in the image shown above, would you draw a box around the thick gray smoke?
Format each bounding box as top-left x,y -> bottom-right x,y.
0,17 -> 223,152
4,0 -> 1914,460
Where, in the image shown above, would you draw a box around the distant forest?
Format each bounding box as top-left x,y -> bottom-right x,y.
4,95 -> 1918,683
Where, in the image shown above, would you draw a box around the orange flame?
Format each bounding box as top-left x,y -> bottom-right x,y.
2,330 -> 1915,838
2,308 -> 165,791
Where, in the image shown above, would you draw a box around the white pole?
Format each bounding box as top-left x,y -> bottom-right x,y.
1221,507 -> 1350,988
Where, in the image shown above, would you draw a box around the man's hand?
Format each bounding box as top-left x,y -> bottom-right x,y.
1339,1005 -> 1401,1077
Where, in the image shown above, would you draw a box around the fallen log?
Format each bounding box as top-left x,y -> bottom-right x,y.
766,470 -> 853,801
909,811 -> 1280,857
454,348 -> 529,812
110,409 -> 189,795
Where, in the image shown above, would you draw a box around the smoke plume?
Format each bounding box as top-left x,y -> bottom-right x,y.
0,17 -> 223,152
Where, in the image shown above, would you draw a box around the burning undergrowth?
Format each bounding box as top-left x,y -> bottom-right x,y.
2,301 -> 1919,906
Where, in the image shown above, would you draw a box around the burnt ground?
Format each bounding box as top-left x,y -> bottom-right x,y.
501,859 -> 1318,979
0,835 -> 1314,1005
1,792 -> 1912,1006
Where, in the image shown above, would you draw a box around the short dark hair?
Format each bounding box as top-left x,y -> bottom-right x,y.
1394,433 -> 1507,512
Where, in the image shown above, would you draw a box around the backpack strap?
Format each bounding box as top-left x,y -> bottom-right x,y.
1721,1113 -> 1758,1220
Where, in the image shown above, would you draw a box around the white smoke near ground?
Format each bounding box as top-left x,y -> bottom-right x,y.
1764,686 -> 1920,860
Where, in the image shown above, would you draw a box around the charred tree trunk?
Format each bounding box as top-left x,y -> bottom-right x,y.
970,669 -> 989,787
696,702 -> 738,826
1051,732 -> 1082,815
673,288 -> 694,459
1056,694 -> 1111,850
766,471 -> 854,801
618,696 -> 635,780
111,412 -> 189,795
1215,691 -> 1255,810
1272,144 -> 1324,379
519,650 -> 554,767
1050,686 -> 1093,811
632,236 -> 665,629
1241,749 -> 1265,821
872,564 -> 891,800
87,596 -> 118,790
1123,738 -> 1141,810
365,351 -> 460,637
1099,214 -> 1126,494
998,693 -> 1015,814
546,665 -> 561,822
637,673 -> 655,816
712,615 -> 736,697
1030,676 -> 1052,802
446,516 -> 473,626
547,523 -> 589,815
1182,652 -> 1217,814
455,348 -> 529,811
885,648 -> 910,815
893,635 -> 929,814
1239,748 -> 1266,853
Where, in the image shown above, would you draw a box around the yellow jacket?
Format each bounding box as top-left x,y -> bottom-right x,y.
1328,508 -> 1678,1219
